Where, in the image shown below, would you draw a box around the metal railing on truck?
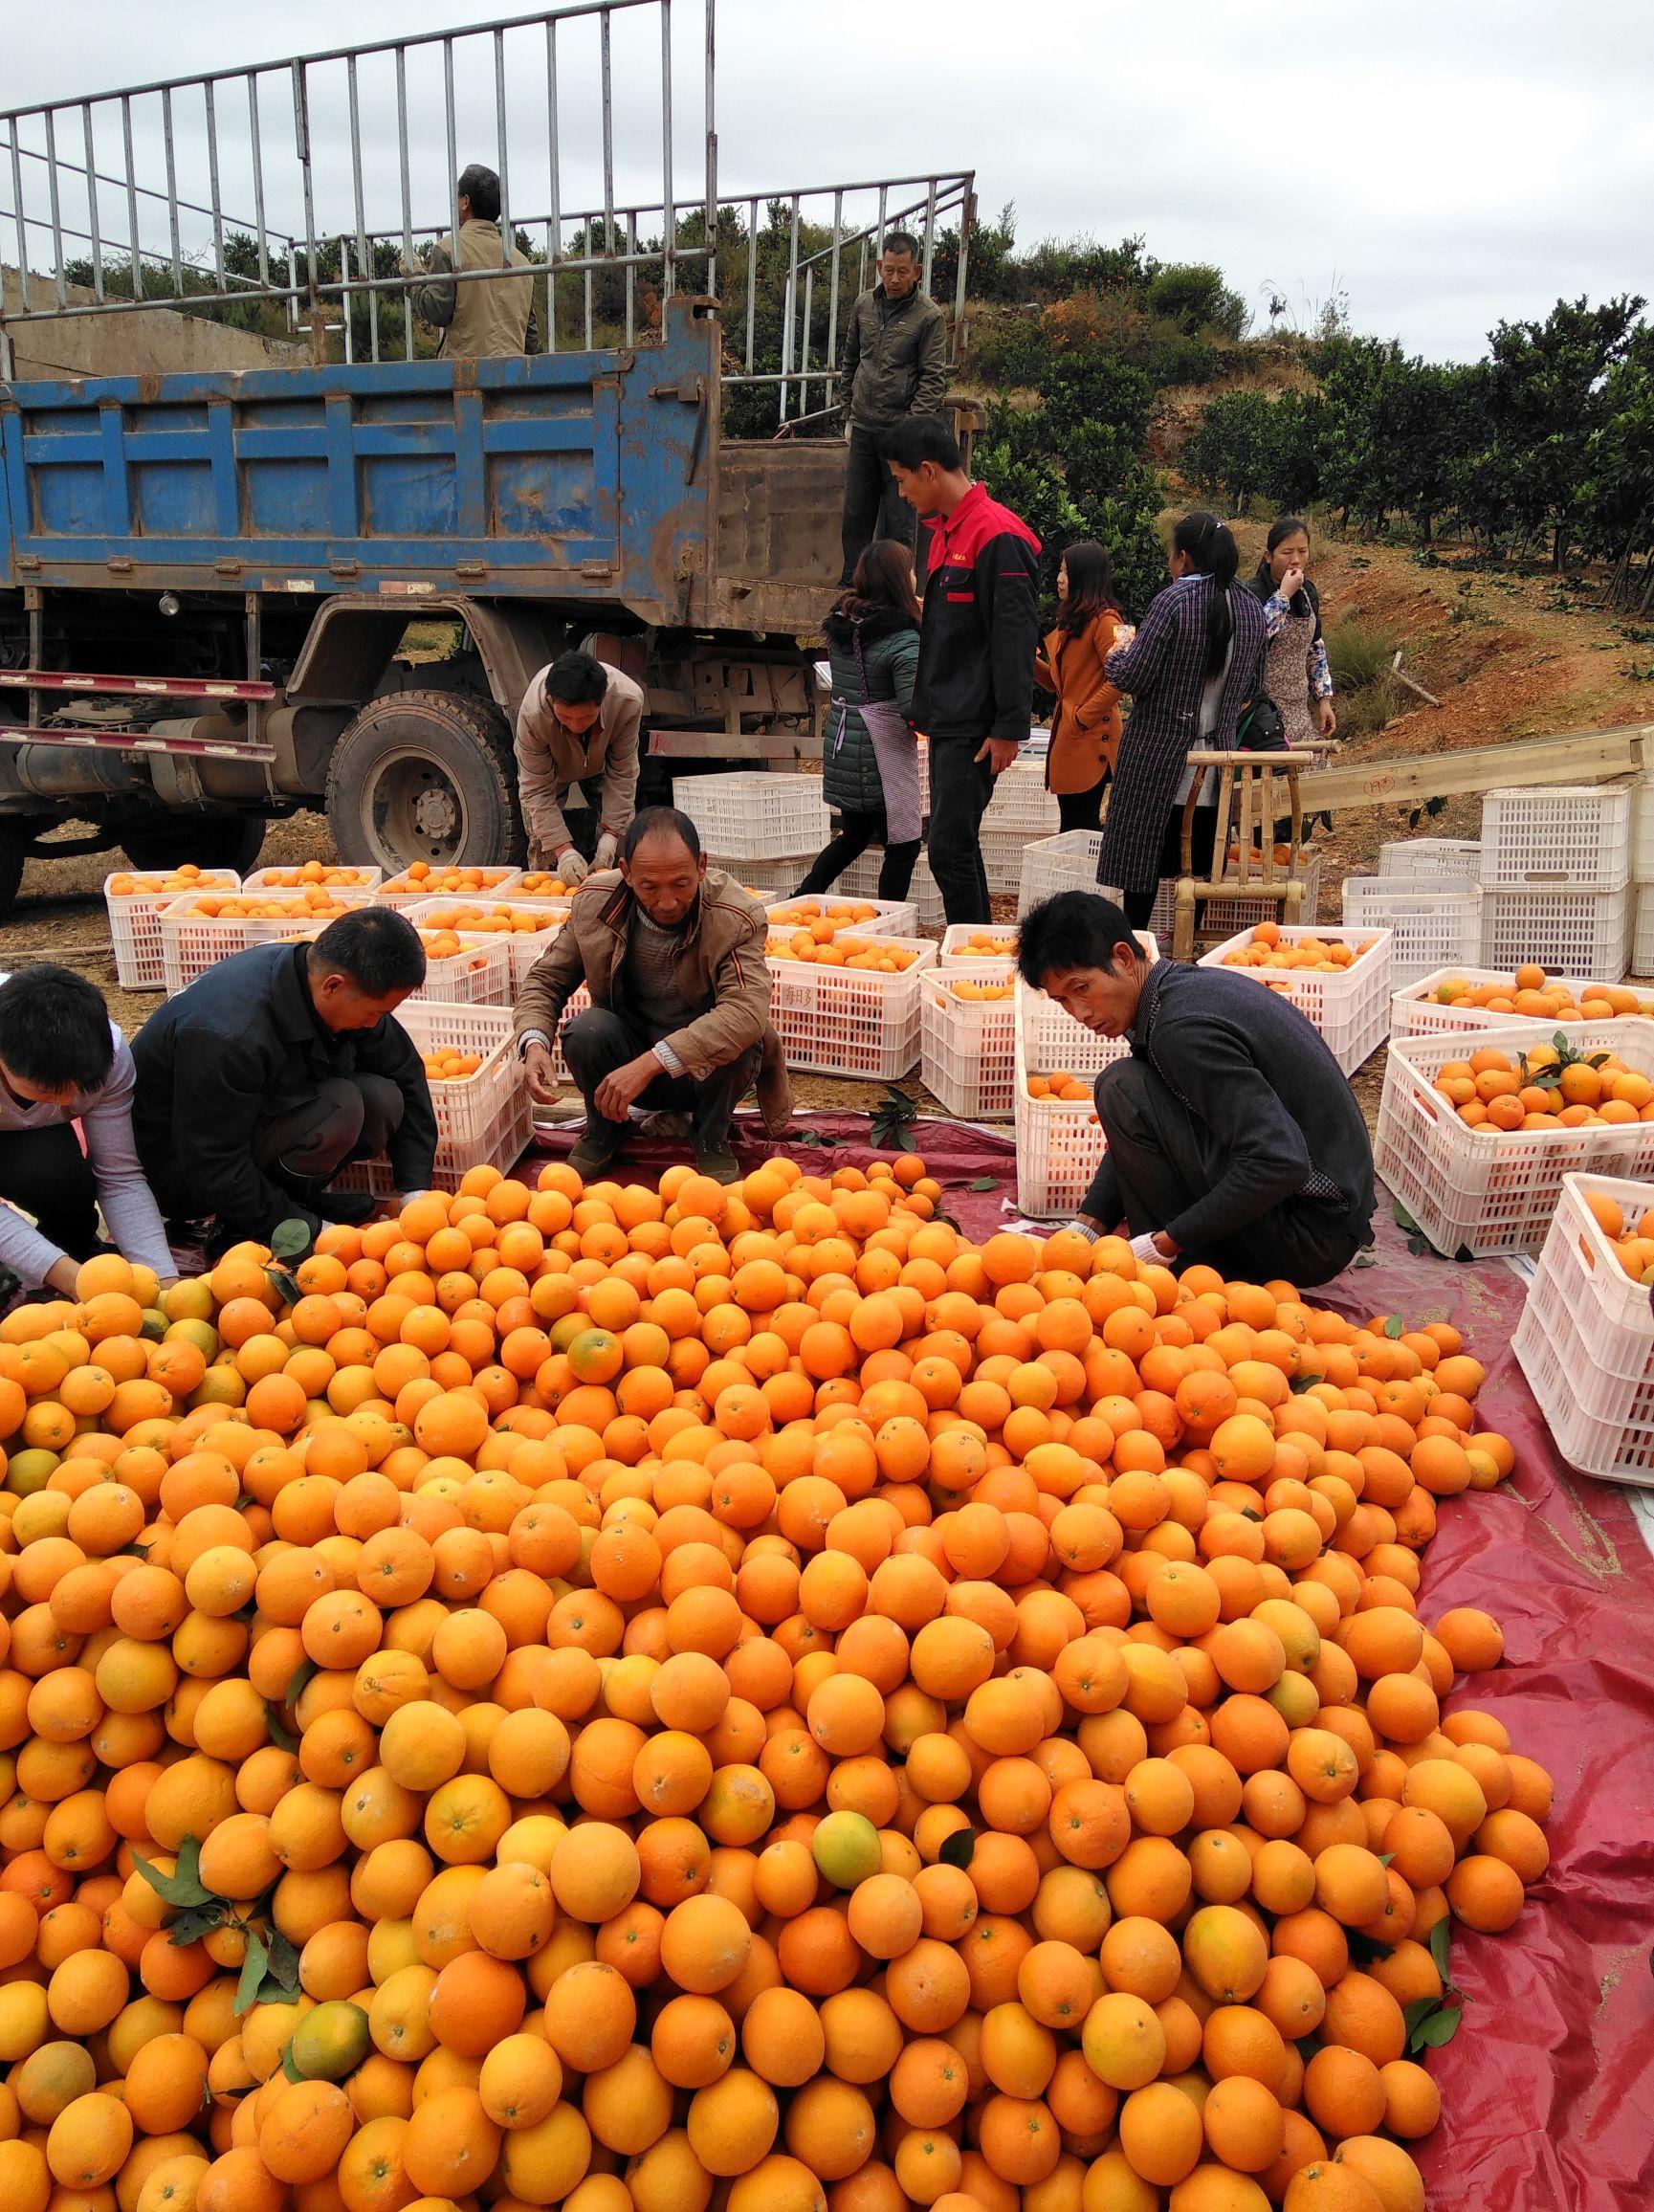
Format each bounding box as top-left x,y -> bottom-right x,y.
0,0 -> 972,418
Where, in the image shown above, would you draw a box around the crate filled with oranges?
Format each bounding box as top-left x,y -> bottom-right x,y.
1375,1017 -> 1654,1256
335,1000 -> 530,1195
940,922 -> 1021,963
381,862 -> 523,904
243,862 -> 384,894
1390,963 -> 1653,1040
1012,977 -> 1125,1217
1516,1170 -> 1654,1482
158,886 -> 377,994
764,894 -> 917,940
102,865 -> 242,987
407,897 -> 570,990
764,936 -> 937,1078
921,960 -> 1017,1119
1202,923 -> 1392,1074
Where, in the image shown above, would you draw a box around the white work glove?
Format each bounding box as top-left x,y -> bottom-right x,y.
1129,1231 -> 1168,1267
593,832 -> 619,873
556,847 -> 590,886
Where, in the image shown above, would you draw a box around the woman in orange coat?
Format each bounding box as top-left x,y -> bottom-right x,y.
1034,540 -> 1125,832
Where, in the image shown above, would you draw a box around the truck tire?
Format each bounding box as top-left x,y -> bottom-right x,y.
121,813 -> 268,874
325,690 -> 525,871
0,824 -> 27,918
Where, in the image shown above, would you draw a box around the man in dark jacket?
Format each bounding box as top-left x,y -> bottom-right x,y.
885,413 -> 1042,926
838,232 -> 948,583
1018,893 -> 1374,1285
132,908 -> 438,1252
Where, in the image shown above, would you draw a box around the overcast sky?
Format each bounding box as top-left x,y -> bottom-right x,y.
3,0 -> 1650,362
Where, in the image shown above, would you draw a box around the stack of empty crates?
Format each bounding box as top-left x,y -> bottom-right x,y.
672,773 -> 831,899
1475,785 -> 1631,978
1339,840 -> 1482,988
1635,767 -> 1654,976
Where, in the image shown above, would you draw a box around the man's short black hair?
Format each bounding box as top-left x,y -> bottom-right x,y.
0,964 -> 116,1093
456,164 -> 502,223
1017,892 -> 1143,988
544,652 -> 609,708
308,908 -> 427,995
881,414 -> 961,472
883,230 -> 920,260
622,806 -> 701,865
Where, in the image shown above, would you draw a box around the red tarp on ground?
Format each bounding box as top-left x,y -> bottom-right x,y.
528,1115 -> 1654,2211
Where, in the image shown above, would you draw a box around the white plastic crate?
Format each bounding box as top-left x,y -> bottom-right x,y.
1635,772 -> 1654,884
406,896 -> 569,992
730,858 -> 810,899
764,894 -> 917,940
673,771 -> 830,861
157,890 -> 373,994
920,967 -> 1017,1121
1192,849 -> 1324,936
104,870 -> 240,989
764,937 -> 937,1079
1340,878 -> 1482,989
1201,925 -> 1393,1075
333,1002 -> 531,1199
243,866 -> 383,895
1478,887 -> 1630,980
941,924 -> 1021,963
1514,1173 -> 1654,1486
242,891 -> 381,947
838,850 -> 946,933
406,932 -> 512,1008
1378,838 -> 1481,884
1635,887 -> 1654,977
982,760 -> 1061,840
1390,966 -> 1649,1039
1019,830 -> 1102,917
1479,785 -> 1632,894
546,984 -> 594,1084
1374,1018 -> 1654,1257
981,830 -> 1028,898
1013,1016 -> 1107,1221
380,866 -> 522,906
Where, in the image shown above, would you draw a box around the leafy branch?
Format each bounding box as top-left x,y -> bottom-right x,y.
1404,1916 -> 1469,2053
869,1087 -> 918,1154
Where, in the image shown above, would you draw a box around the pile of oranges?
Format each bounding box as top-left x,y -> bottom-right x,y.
769,905 -> 889,935
171,894 -> 364,922
1431,1042 -> 1654,1132
415,933 -> 496,976
1025,1072 -> 1096,1104
769,939 -> 922,974
419,1050 -> 486,1082
1577,1187 -> 1654,1281
386,867 -> 521,898
934,979 -> 1015,1006
0,1160 -> 1551,2212
419,907 -> 565,941
1219,930 -> 1380,977
1421,967 -> 1647,1023
946,935 -> 1019,962
107,868 -> 237,898
252,868 -> 380,891
518,875 -> 580,898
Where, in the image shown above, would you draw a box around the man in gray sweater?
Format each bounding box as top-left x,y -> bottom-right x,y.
837,230 -> 948,584
1017,894 -> 1375,1286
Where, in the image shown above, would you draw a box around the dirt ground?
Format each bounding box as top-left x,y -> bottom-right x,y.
3,528 -> 1649,1138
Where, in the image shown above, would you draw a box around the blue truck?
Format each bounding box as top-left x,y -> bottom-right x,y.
0,4 -> 973,900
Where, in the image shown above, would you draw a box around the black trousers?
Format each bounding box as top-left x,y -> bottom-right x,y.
562,1009 -> 760,1157
796,812 -> 921,902
1057,776 -> 1109,834
927,736 -> 995,927
840,427 -> 917,585
0,1122 -> 100,1263
1092,1058 -> 1363,1285
1119,806 -> 1220,932
252,1075 -> 405,1192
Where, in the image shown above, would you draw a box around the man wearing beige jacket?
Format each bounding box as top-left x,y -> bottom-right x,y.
514,652 -> 645,883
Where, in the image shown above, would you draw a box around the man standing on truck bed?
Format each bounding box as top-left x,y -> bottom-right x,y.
885,414 -> 1042,927
838,231 -> 949,585
410,164 -> 539,359
515,652 -> 645,884
131,910 -> 439,1257
516,807 -> 791,1185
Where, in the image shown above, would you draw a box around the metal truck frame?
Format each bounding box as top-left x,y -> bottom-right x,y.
0,1 -> 974,897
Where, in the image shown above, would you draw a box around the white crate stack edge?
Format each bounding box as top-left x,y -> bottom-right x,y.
1390,967 -> 1654,1040
334,1002 -> 531,1199
1479,784 -> 1632,893
1635,889 -> 1654,979
1200,925 -> 1393,1075
1374,1017 -> 1654,1257
1341,878 -> 1480,990
1377,838 -> 1481,883
104,871 -> 241,990
1478,887 -> 1630,980
1514,1171 -> 1654,1487
920,963 -> 1017,1121
765,936 -> 937,1080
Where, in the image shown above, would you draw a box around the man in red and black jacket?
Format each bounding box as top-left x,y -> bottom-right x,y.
885,415 -> 1042,925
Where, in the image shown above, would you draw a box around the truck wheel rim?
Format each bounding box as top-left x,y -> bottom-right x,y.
364,746 -> 468,866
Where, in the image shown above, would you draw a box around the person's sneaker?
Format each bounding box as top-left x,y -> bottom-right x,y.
694,1139 -> 741,1186
756,1030 -> 793,1138
638,1110 -> 692,1140
567,1135 -> 622,1181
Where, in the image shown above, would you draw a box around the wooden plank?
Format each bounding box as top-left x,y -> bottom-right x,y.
1302,723 -> 1652,812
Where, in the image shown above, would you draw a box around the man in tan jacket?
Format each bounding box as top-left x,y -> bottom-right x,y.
514,652 -> 644,883
410,164 -> 539,359
516,807 -> 790,1183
